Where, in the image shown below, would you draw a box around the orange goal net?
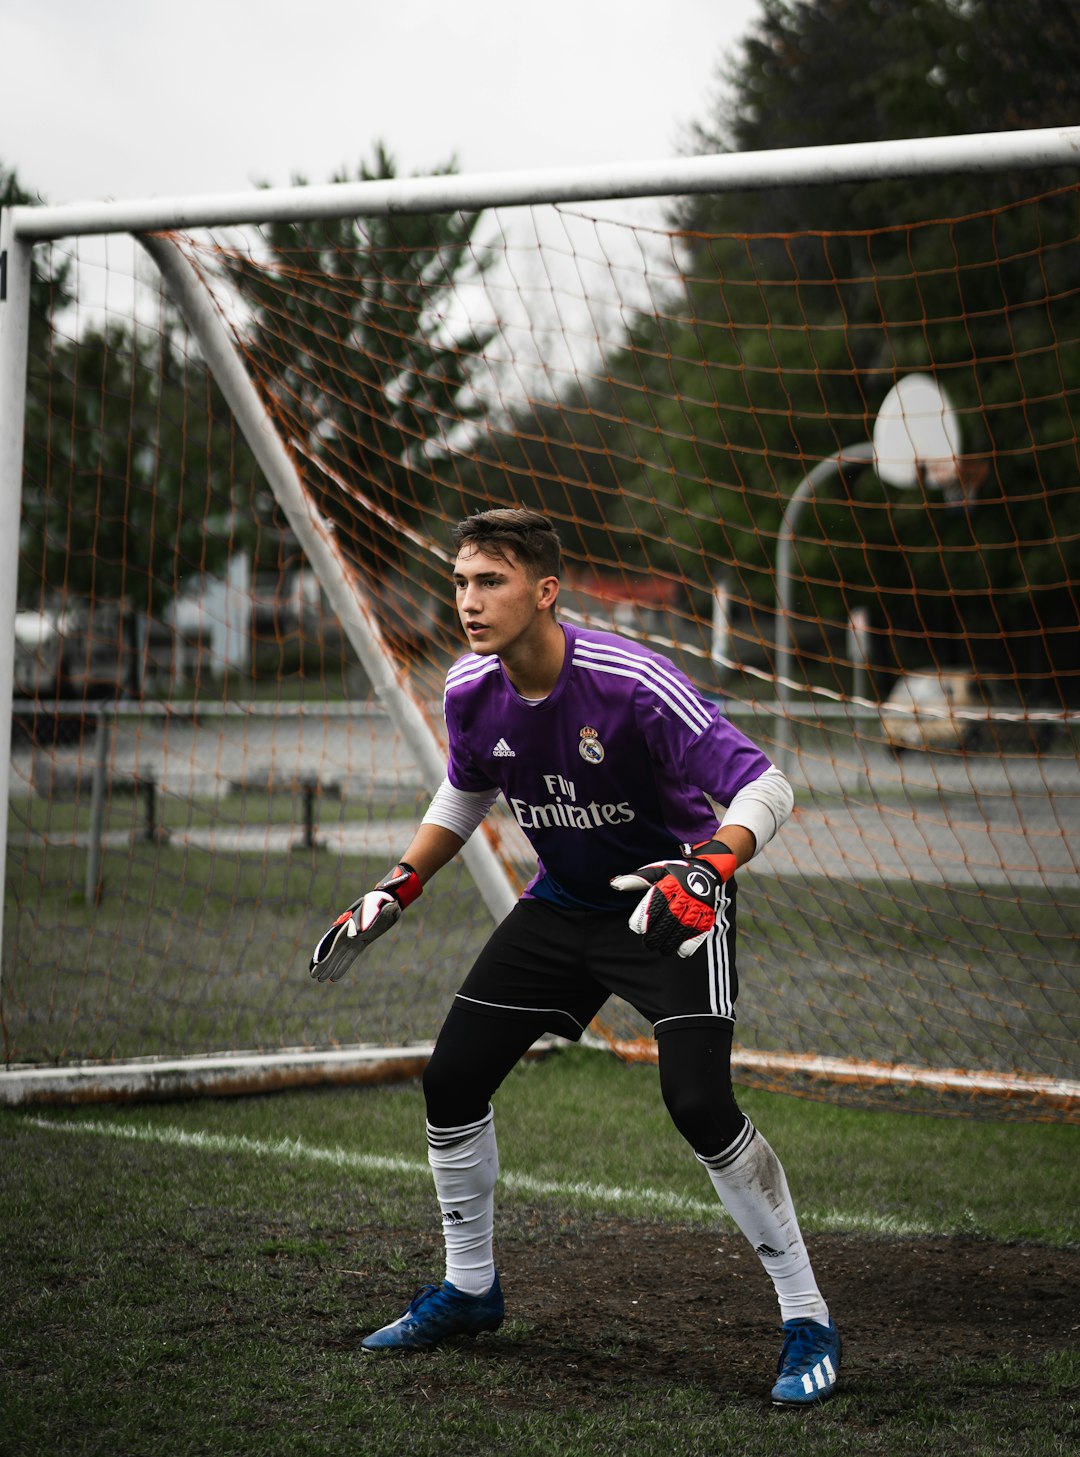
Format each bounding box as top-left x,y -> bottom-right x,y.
4,165 -> 1078,1117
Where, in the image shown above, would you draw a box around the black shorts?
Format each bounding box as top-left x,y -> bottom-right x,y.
452,884 -> 739,1043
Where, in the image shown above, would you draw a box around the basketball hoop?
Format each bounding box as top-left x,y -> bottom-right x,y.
873,374 -> 962,490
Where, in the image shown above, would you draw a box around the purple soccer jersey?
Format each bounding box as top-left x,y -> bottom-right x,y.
444,623 -> 773,910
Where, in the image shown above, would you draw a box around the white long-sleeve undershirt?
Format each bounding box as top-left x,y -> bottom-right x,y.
421,778 -> 499,842
717,764 -> 794,854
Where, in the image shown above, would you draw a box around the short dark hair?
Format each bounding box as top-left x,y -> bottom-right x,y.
452,508 -> 562,579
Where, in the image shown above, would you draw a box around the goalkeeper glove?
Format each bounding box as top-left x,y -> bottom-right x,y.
610,839 -> 737,959
309,862 -> 423,983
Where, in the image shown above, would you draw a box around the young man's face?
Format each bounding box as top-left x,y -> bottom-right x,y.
452,544 -> 557,658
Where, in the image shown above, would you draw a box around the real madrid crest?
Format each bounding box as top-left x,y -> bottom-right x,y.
578,725 -> 605,764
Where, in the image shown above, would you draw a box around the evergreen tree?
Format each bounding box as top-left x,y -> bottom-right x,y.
222,145 -> 495,613
598,0 -> 1080,693
19,320 -> 261,620
9,165 -> 255,622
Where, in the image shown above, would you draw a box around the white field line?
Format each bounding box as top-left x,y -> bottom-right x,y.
19,1114 -> 934,1238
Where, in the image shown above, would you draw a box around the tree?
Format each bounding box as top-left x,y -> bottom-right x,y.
593,0 -> 1080,695
6,164 -> 297,642
2,163 -> 71,330
19,319 -> 261,620
221,144 -> 495,626
686,0 -> 1080,231
5,163 -> 75,614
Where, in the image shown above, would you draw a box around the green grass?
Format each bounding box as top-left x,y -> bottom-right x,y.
737,877 -> 1080,1078
4,816 -> 1078,1451
23,1046 -> 1079,1243
2,844 -> 491,1061
4,833 -> 1078,1083
2,1048 -> 1078,1456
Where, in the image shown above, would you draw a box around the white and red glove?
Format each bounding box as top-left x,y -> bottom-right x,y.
611,839 -> 737,958
309,862 -> 423,983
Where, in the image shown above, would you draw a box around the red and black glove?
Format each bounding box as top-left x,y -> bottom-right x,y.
309,862 -> 423,983
611,839 -> 737,958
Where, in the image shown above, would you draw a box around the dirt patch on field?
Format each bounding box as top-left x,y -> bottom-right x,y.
350,1220 -> 1080,1403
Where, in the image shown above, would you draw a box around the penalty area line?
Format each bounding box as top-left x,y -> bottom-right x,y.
18,1114 -> 930,1237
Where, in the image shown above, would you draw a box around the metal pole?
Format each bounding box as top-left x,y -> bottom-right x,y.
138,234 -> 519,924
848,607 -> 871,706
8,126 -> 1080,240
773,443 -> 876,773
85,707 -> 110,903
0,216 -> 34,1002
142,774 -> 158,843
301,776 -> 317,852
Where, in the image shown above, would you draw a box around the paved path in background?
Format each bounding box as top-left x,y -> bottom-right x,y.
10,712 -> 1080,888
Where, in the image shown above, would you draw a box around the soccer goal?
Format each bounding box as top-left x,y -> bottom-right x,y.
2,128 -> 1078,1115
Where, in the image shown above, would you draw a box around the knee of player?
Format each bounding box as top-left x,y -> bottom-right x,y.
422,1053 -> 490,1130
421,1055 -> 455,1118
659,1065 -> 743,1152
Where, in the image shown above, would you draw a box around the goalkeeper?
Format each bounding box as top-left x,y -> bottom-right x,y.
310,508 -> 840,1407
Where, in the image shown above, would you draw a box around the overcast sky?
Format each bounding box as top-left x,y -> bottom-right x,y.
3,0 -> 760,208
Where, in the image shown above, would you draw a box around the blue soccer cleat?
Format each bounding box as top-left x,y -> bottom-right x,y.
770,1316 -> 841,1405
361,1275 -> 504,1352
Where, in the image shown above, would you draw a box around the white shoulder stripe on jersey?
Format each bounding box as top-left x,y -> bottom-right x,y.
445,653 -> 497,682
573,647 -> 708,730
574,638 -> 710,727
573,637 -> 711,732
445,656 -> 501,695
573,656 -> 710,735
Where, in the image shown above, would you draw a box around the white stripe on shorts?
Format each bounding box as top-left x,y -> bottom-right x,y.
707,891 -> 735,1019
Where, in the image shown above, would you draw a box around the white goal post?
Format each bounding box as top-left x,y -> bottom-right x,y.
2,126 -> 1079,1107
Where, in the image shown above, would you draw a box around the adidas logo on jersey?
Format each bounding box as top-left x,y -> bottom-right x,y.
492,738 -> 515,757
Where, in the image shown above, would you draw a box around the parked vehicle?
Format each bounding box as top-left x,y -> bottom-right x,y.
881,671 -> 1060,754
13,609 -> 66,698
12,600 -> 141,702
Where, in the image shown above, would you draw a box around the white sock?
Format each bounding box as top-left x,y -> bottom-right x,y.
698,1118 -> 830,1325
426,1106 -> 499,1297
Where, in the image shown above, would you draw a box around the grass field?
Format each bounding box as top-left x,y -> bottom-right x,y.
2,1046 -> 1078,1456
4,832 -> 1077,1086
4,806 -> 1078,1451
